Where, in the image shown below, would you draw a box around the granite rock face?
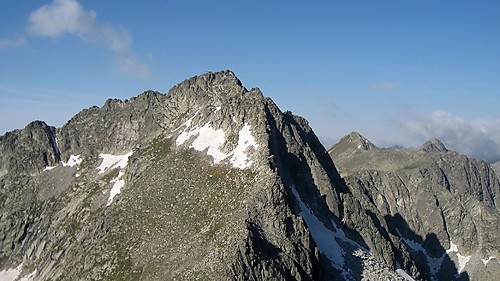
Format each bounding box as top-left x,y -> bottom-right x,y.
329,132 -> 500,281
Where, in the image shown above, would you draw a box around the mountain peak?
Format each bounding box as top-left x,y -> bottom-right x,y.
168,70 -> 245,97
418,138 -> 448,153
327,132 -> 377,158
343,131 -> 377,150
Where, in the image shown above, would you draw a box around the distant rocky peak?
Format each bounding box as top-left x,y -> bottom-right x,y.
132,89 -> 163,101
418,138 -> 449,153
344,131 -> 377,150
101,90 -> 165,109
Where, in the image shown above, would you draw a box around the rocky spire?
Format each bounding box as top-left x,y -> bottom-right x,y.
418,138 -> 448,153
328,131 -> 378,156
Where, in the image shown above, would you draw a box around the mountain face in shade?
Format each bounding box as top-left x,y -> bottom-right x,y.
0,71 -> 498,281
329,132 -> 500,281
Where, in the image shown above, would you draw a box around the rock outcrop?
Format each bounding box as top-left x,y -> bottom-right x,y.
0,121 -> 60,175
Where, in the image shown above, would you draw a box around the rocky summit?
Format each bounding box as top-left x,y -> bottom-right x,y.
0,71 -> 498,281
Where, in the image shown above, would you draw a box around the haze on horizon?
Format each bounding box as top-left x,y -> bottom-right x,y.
1,0 -> 499,163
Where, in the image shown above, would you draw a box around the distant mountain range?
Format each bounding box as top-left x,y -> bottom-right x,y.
0,71 -> 498,280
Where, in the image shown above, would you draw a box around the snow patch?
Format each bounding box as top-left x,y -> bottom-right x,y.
447,241 -> 471,273
97,152 -> 133,174
43,166 -> 56,171
361,135 -> 369,145
44,153 -> 80,172
0,264 -> 22,281
173,111 -> 199,132
397,229 -> 444,279
229,124 -> 259,169
456,254 -> 471,273
176,121 -> 228,162
290,184 -> 367,279
62,155 -> 82,167
176,122 -> 258,169
190,124 -> 228,164
176,129 -> 193,146
107,171 -> 125,206
214,106 -> 221,113
292,185 -> 416,280
397,231 -> 472,278
447,240 -> 459,252
481,256 -> 498,265
290,185 -> 345,270
95,152 -> 133,206
19,269 -> 37,281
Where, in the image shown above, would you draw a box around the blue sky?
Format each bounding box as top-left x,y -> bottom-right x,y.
1,0 -> 500,162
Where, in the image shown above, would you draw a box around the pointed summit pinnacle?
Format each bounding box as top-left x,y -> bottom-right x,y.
345,131 -> 377,150
418,138 -> 448,153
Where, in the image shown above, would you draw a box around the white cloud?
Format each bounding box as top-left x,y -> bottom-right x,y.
401,111 -> 500,163
0,36 -> 25,48
27,0 -> 150,79
100,25 -> 131,52
28,0 -> 95,37
371,80 -> 400,91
